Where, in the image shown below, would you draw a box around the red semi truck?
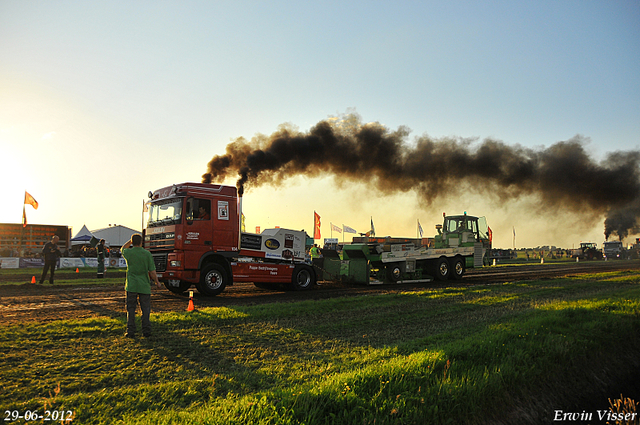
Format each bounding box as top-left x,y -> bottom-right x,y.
144,182 -> 315,296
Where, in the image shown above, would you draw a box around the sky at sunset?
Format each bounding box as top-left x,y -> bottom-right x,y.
1,1 -> 639,249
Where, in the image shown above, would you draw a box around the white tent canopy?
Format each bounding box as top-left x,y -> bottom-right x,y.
71,224 -> 138,247
70,225 -> 95,246
91,225 -> 139,247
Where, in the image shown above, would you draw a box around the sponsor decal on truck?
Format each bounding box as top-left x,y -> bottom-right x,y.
265,239 -> 280,250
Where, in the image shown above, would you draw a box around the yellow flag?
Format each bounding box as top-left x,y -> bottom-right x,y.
24,191 -> 39,209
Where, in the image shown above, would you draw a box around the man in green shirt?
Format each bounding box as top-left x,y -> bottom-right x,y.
121,234 -> 162,338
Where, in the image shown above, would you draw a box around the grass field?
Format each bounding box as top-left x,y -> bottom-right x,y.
1,270 -> 640,424
0,267 -> 125,286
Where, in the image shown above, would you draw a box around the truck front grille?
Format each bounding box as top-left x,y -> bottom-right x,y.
152,253 -> 168,272
145,232 -> 175,249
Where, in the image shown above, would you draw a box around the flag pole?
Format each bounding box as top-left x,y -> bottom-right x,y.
21,204 -> 25,257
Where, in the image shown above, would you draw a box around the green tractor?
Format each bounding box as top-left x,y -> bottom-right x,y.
339,213 -> 491,284
572,242 -> 603,260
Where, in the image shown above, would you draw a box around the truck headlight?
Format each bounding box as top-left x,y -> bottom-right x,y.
170,260 -> 182,267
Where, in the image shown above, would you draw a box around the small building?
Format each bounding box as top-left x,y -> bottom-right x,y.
0,223 -> 70,257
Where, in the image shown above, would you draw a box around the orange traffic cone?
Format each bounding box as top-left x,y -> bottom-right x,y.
75,268 -> 79,273
31,276 -> 36,284
187,290 -> 195,311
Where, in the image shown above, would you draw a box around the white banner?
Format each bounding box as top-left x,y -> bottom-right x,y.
60,258 -> 126,268
0,257 -> 127,269
83,258 -> 99,268
0,258 -> 20,269
60,258 -> 85,268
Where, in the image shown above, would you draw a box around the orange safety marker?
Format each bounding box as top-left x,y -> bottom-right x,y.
75,268 -> 79,273
187,290 -> 195,311
31,276 -> 36,284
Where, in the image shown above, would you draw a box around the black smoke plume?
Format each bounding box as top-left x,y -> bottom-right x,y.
202,113 -> 640,241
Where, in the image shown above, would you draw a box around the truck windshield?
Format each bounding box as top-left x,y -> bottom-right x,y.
147,199 -> 183,227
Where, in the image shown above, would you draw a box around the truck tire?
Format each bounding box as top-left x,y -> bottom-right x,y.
386,265 -> 402,283
433,257 -> 450,281
289,265 -> 315,291
164,279 -> 192,294
196,263 -> 227,296
451,257 -> 465,280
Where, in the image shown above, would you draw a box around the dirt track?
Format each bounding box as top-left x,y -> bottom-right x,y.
1,260 -> 638,325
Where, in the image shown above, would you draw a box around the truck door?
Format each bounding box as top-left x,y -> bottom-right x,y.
184,197 -> 213,255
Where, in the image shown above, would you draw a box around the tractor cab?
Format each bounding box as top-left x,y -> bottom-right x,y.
579,242 -> 603,260
435,213 -> 490,249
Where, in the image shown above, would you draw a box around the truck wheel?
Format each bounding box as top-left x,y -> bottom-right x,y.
289,265 -> 315,291
164,279 -> 192,294
386,265 -> 402,283
433,258 -> 450,281
451,257 -> 465,280
196,263 -> 227,296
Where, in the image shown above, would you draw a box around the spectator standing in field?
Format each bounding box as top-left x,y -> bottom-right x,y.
121,234 -> 162,338
309,243 -> 322,277
310,244 -> 321,260
39,235 -> 61,284
96,239 -> 106,278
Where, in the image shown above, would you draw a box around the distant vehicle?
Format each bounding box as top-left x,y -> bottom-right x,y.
571,242 -> 603,260
603,241 -> 627,259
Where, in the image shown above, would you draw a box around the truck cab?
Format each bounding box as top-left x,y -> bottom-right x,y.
145,182 -> 314,296
145,183 -> 240,295
603,241 -> 626,259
